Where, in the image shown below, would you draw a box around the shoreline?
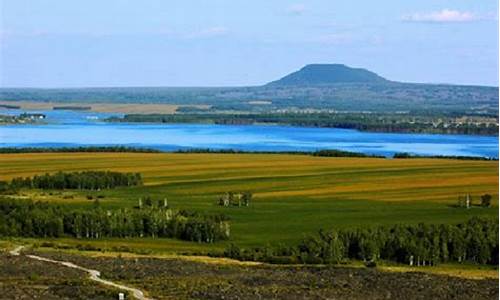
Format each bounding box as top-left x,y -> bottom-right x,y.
1,100 -> 497,136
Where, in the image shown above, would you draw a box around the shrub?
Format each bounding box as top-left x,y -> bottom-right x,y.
481,194 -> 492,207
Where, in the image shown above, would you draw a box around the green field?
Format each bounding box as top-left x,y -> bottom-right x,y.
0,153 -> 498,252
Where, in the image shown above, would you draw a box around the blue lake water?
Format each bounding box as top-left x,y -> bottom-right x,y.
0,109 -> 498,158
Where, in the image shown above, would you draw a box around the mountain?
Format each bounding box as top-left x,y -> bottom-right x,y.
266,64 -> 388,86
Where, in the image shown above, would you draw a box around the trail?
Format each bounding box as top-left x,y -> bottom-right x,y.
9,246 -> 153,300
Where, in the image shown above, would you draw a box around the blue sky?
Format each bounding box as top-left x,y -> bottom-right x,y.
0,0 -> 498,87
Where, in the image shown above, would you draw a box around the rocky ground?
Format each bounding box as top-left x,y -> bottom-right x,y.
0,251 -> 121,299
14,250 -> 498,300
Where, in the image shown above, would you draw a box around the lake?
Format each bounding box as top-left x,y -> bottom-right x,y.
0,109 -> 498,158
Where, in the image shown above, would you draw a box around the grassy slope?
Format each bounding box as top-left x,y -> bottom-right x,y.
0,153 -> 497,251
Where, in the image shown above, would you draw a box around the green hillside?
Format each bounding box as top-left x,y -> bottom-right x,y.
267,64 -> 388,86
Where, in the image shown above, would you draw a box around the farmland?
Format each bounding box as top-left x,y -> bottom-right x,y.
0,100 -> 210,114
0,152 -> 497,252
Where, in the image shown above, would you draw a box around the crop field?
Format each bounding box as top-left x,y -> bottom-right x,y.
0,153 -> 498,251
0,100 -> 211,114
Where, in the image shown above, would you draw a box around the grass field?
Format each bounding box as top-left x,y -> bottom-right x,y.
0,153 -> 497,252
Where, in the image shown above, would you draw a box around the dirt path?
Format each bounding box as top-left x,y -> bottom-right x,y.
9,246 -> 153,300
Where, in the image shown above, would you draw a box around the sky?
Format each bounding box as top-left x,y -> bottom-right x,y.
0,0 -> 498,87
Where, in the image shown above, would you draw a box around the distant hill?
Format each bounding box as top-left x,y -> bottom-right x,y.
0,63 -> 497,116
266,64 -> 388,86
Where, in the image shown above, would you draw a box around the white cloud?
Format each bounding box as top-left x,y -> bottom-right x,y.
286,4 -> 306,16
402,9 -> 480,23
187,26 -> 229,38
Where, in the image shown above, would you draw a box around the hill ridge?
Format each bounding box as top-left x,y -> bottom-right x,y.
267,64 -> 388,86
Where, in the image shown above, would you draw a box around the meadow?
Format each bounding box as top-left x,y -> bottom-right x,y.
0,152 -> 497,252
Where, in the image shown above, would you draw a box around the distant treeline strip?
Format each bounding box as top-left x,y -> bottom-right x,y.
0,146 -> 494,160
393,152 -> 498,161
0,104 -> 20,109
107,113 -> 499,136
6,171 -> 143,190
0,146 -> 379,158
0,146 -> 161,153
222,217 -> 498,266
53,106 -> 91,111
175,149 -> 496,160
175,148 -> 384,158
0,199 -> 230,243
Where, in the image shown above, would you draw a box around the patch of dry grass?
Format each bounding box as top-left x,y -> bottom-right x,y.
0,101 -> 210,114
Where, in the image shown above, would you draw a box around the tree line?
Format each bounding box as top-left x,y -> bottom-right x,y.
393,152 -> 498,161
1,146 -> 494,161
175,148 -> 384,158
107,112 -> 498,136
0,146 -> 161,154
218,192 -> 252,207
222,217 -> 498,266
6,171 -> 143,190
457,194 -> 492,208
312,149 -> 383,158
0,199 -> 230,243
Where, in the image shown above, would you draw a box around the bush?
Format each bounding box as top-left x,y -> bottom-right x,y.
76,244 -> 101,251
365,261 -> 377,268
481,194 -> 492,207
40,242 -> 55,248
224,244 -> 241,259
301,255 -> 324,264
265,256 -> 298,264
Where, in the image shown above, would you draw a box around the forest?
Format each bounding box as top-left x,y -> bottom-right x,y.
0,199 -> 230,243
6,171 -> 143,190
0,82 -> 498,116
107,112 -> 498,136
223,217 -> 499,266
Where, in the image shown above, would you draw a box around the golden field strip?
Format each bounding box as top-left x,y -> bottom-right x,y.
0,100 -> 210,114
1,153 -> 497,202
0,153 -> 498,250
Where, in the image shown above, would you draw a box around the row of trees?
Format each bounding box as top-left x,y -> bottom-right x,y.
457,194 -> 492,208
0,146 -> 161,154
8,171 -> 143,190
312,149 -> 383,158
0,199 -> 230,243
110,112 -> 499,136
393,152 -> 497,161
218,192 -> 252,207
223,217 -> 498,266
